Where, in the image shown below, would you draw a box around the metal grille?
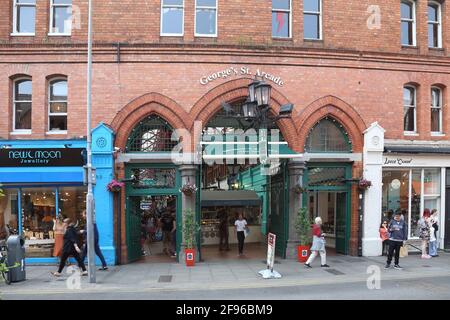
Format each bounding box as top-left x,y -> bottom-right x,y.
158,275 -> 173,283
131,168 -> 176,189
126,115 -> 177,152
308,167 -> 346,187
305,118 -> 352,152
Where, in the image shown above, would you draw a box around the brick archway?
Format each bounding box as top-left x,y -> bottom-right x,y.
111,92 -> 190,150
294,96 -> 366,153
190,78 -> 298,150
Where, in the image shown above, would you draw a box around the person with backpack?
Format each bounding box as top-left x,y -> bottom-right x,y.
385,211 -> 408,270
429,209 -> 439,257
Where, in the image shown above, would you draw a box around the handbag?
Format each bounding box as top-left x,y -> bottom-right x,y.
399,245 -> 408,258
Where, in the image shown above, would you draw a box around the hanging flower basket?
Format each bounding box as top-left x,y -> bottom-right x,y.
292,184 -> 307,194
358,179 -> 372,190
180,182 -> 198,196
107,179 -> 125,192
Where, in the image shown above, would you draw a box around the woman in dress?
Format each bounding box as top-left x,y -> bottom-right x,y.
53,214 -> 65,259
305,217 -> 330,268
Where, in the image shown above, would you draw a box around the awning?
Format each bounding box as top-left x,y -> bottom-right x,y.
384,145 -> 450,154
201,190 -> 261,207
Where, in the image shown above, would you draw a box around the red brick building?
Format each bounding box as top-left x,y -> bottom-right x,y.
0,0 -> 449,264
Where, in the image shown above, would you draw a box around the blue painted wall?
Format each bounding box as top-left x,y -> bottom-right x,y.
92,123 -> 116,265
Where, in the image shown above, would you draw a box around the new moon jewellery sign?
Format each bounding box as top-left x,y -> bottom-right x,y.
200,66 -> 284,86
0,148 -> 85,167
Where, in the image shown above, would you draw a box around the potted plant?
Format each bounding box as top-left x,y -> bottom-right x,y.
295,207 -> 312,263
358,178 -> 372,191
182,209 -> 201,267
180,182 -> 198,196
107,179 -> 125,192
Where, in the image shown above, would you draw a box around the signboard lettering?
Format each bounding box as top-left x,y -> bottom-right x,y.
200,66 -> 284,87
0,148 -> 85,167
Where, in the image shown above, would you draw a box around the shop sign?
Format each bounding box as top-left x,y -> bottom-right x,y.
200,66 -> 284,86
383,157 -> 413,166
0,148 -> 85,167
140,200 -> 152,210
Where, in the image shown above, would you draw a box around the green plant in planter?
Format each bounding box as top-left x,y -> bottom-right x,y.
295,208 -> 312,246
182,209 -> 201,249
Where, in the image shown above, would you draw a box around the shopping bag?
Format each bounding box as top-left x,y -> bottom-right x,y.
399,245 -> 408,258
244,227 -> 250,238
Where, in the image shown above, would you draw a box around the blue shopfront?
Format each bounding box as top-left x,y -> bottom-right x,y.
0,124 -> 116,265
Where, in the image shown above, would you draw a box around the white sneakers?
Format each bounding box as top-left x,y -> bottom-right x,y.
421,254 -> 432,259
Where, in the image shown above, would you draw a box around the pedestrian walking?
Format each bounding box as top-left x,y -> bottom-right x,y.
305,217 -> 329,268
234,213 -> 247,256
170,211 -> 177,258
429,209 -> 439,257
161,210 -> 175,256
218,209 -> 230,251
52,218 -> 87,277
80,210 -> 108,270
385,211 -> 408,270
379,220 -> 389,256
418,209 -> 432,259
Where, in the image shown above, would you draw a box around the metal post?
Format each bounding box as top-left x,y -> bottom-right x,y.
86,0 -> 96,283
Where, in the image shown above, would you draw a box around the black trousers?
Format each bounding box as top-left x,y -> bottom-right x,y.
219,229 -> 229,250
58,250 -> 87,273
237,231 -> 245,254
387,240 -> 402,265
81,242 -> 107,268
382,239 -> 389,256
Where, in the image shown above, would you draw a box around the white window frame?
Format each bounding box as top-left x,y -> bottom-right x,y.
12,77 -> 32,134
48,78 -> 68,134
303,0 -> 322,40
12,0 -> 36,36
431,86 -> 443,134
272,0 -> 292,39
48,0 -> 72,36
403,85 -> 417,134
428,1 -> 442,48
195,0 -> 218,37
401,0 -> 417,46
160,0 -> 185,37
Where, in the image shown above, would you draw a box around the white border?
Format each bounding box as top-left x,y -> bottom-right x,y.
194,0 -> 218,37
160,0 -> 184,37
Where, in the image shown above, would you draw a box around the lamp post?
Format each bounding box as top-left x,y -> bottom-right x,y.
86,0 -> 96,283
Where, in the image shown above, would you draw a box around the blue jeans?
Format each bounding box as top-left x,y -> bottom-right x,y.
429,241 -> 438,256
82,242 -> 107,267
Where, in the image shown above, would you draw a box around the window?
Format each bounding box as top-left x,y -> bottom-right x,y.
303,0 -> 321,40
48,79 -> 68,132
195,0 -> 217,37
49,0 -> 72,35
126,115 -> 178,152
382,169 -> 441,238
13,79 -> 32,132
272,0 -> 291,38
305,118 -> 352,153
431,87 -> 442,133
401,0 -> 416,46
161,0 -> 184,36
12,0 -> 36,35
403,86 -> 416,133
428,2 -> 442,48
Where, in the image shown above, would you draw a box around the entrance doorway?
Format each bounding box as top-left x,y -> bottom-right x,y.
307,191 -> 348,254
126,195 -> 178,262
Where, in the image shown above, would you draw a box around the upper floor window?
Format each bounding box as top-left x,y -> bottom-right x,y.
272,0 -> 291,38
12,0 -> 36,35
401,0 -> 416,46
13,79 -> 32,132
303,0 -> 322,40
48,79 -> 68,132
161,0 -> 184,36
403,86 -> 417,133
431,87 -> 442,133
428,2 -> 442,48
195,0 -> 217,37
49,0 -> 72,35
